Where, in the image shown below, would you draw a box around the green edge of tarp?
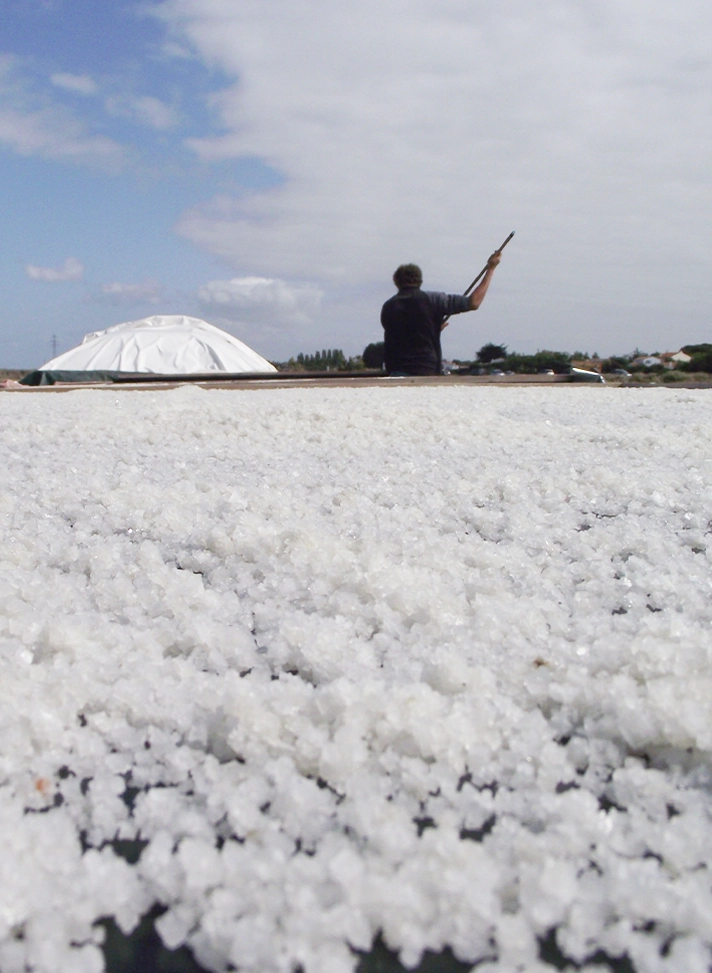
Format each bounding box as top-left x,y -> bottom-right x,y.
19,370 -> 125,386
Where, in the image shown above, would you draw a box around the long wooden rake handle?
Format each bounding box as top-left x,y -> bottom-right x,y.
441,231 -> 514,328
462,231 -> 515,296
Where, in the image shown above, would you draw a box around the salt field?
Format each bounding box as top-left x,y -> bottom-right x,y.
1,384 -> 711,973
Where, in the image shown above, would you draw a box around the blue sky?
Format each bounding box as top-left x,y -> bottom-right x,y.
2,0 -> 711,367
0,0 -> 286,366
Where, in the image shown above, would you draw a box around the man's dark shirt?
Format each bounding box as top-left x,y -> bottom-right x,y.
380,288 -> 471,375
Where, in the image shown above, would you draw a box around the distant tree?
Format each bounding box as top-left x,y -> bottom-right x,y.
286,348 -> 350,371
682,344 -> 712,372
362,342 -> 385,369
683,343 -> 712,354
499,350 -> 571,374
477,343 -> 508,363
683,350 -> 712,373
601,356 -> 632,373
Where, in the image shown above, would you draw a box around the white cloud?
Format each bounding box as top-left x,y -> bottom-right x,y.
50,73 -> 98,96
93,279 -> 164,305
0,108 -> 121,163
105,94 -> 178,130
25,257 -> 84,282
198,276 -> 323,327
160,0 -> 712,356
0,59 -> 122,167
161,40 -> 194,60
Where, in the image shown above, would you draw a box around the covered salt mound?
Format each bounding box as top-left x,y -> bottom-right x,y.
39,315 -> 277,375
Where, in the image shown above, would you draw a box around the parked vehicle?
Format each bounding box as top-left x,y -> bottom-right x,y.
570,367 -> 605,383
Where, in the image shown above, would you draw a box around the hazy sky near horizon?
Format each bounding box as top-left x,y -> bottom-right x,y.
1,0 -> 711,367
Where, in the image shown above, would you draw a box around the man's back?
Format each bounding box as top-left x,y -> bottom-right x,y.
381,288 -> 471,375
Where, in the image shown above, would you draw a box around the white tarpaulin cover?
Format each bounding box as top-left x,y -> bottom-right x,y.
40,315 -> 277,374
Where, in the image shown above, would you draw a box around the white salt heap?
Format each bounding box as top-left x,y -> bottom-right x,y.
39,315 -> 277,375
0,385 -> 711,973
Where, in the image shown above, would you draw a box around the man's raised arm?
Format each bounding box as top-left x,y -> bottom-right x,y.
468,251 -> 501,310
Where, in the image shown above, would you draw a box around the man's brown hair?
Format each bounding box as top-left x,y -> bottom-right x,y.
393,264 -> 423,289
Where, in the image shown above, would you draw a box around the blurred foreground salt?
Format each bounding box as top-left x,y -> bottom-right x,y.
0,385 -> 711,973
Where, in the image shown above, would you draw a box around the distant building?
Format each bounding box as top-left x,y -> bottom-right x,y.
630,355 -> 662,368
660,350 -> 692,367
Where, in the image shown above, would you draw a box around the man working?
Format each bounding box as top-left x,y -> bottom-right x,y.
380,250 -> 502,376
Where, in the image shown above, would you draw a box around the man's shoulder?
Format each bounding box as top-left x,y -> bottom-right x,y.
421,290 -> 455,311
381,288 -> 419,313
424,291 -> 471,313
381,293 -> 400,317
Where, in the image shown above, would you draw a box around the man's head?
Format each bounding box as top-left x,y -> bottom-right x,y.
393,264 -> 422,289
